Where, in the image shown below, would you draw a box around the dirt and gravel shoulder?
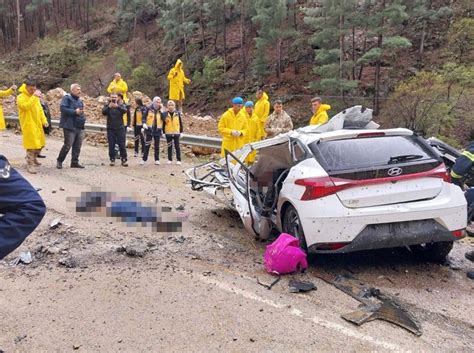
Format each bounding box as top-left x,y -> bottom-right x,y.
0,130 -> 473,352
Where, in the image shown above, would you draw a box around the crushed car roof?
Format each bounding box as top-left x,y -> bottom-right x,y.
244,105 -> 413,150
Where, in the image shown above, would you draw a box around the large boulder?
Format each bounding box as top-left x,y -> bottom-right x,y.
46,87 -> 67,101
132,91 -> 151,105
191,146 -> 218,156
97,95 -> 108,104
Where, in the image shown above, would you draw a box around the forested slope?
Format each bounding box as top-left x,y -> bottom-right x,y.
0,0 -> 472,145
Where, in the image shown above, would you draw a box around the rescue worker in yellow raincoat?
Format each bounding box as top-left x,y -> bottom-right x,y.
107,73 -> 129,103
240,101 -> 260,163
0,84 -> 17,130
107,73 -> 130,127
254,89 -> 270,139
218,97 -> 248,158
309,97 -> 331,125
167,59 -> 191,111
17,80 -> 49,174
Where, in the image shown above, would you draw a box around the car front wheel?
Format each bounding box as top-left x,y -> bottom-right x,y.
410,241 -> 453,262
282,204 -> 307,251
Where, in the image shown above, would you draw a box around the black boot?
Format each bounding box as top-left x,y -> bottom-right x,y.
71,163 -> 85,169
56,160 -> 63,169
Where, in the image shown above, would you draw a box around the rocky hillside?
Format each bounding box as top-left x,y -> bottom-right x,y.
0,0 -> 472,145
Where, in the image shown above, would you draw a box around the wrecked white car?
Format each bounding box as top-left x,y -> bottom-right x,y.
186,106 -> 467,261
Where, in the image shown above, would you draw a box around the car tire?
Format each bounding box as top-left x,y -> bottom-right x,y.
282,204 -> 307,251
410,241 -> 453,262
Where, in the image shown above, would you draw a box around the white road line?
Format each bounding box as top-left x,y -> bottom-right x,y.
193,272 -> 405,352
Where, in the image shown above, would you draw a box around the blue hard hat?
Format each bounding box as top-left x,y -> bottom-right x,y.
232,97 -> 244,105
244,101 -> 254,107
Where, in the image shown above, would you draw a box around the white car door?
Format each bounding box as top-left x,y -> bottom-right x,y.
224,148 -> 257,236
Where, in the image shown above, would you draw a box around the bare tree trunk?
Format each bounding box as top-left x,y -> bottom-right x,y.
277,38 -> 282,88
293,2 -> 297,31
418,21 -> 426,68
240,0 -> 246,82
358,26 -> 368,80
78,0 -> 83,28
223,2 -> 227,72
181,3 -> 187,59
133,12 -> 137,38
373,0 -> 385,115
199,0 -> 206,49
339,12 -> 344,80
85,0 -> 90,32
53,0 -> 60,33
64,0 -> 69,29
16,0 -> 21,52
352,26 -> 355,80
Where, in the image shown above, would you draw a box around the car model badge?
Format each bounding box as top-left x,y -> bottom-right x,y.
387,167 -> 403,177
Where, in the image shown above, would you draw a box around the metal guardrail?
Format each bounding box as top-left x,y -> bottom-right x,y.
5,115 -> 222,150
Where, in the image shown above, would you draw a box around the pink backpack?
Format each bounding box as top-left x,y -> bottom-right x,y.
264,233 -> 308,274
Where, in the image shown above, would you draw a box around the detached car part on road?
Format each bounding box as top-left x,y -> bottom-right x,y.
186,106 -> 467,261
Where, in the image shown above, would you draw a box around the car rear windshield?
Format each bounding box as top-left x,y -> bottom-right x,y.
309,135 -> 437,172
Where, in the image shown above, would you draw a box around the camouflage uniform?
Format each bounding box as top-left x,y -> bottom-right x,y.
264,110 -> 293,139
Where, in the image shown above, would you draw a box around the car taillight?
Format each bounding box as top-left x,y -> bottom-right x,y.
295,164 -> 449,201
427,164 -> 448,180
295,177 -> 349,201
451,229 -> 465,238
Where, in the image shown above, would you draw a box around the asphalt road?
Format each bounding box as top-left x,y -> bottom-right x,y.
0,130 -> 473,352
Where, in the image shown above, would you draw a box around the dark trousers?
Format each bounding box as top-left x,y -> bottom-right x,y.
466,189 -> 474,222
57,128 -> 84,165
134,126 -> 145,155
166,134 -> 181,161
143,131 -> 161,161
107,127 -> 127,161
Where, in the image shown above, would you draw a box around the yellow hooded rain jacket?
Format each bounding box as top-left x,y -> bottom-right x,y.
218,108 -> 248,157
107,78 -> 129,104
309,104 -> 331,125
240,109 -> 260,163
254,92 -> 270,139
0,87 -> 15,130
167,59 -> 191,101
17,84 -> 47,150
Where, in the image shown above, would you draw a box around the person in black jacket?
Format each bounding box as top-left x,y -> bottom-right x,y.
56,84 -> 86,169
0,155 -> 46,259
38,98 -> 51,159
102,93 -> 128,166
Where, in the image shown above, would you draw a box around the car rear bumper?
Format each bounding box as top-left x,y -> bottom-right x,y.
307,219 -> 464,253
283,182 -> 467,252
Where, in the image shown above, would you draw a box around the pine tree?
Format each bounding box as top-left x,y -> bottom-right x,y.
252,0 -> 297,87
355,0 -> 412,114
159,0 -> 199,58
118,0 -> 159,39
403,0 -> 452,68
303,0 -> 359,96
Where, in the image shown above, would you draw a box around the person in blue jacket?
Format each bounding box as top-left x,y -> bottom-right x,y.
56,83 -> 86,169
0,155 -> 46,259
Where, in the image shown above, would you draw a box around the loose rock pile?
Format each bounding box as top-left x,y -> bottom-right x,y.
3,87 -> 220,137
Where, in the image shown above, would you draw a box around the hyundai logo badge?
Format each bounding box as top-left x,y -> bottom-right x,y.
387,167 -> 403,177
